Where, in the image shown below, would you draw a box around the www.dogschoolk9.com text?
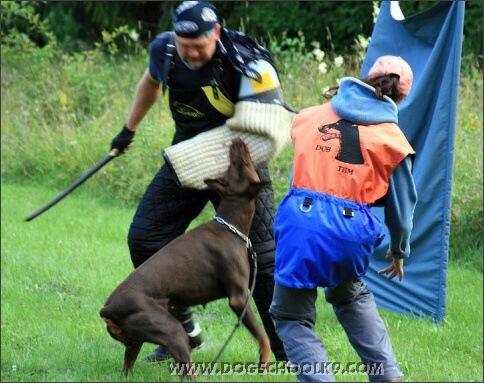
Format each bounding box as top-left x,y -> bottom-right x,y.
169,361 -> 385,377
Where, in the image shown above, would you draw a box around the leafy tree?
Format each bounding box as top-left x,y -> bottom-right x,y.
2,1 -> 482,63
37,1 -> 178,52
215,1 -> 375,54
1,1 -> 57,57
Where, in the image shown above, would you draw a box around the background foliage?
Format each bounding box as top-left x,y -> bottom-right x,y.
1,1 -> 483,65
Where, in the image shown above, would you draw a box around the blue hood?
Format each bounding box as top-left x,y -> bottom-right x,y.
331,77 -> 398,124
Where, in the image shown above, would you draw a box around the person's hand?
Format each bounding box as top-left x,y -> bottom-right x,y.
378,250 -> 404,282
110,125 -> 135,156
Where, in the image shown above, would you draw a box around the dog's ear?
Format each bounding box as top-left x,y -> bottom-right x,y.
249,180 -> 270,197
204,179 -> 228,194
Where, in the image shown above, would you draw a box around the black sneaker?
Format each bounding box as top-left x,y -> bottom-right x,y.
143,323 -> 203,362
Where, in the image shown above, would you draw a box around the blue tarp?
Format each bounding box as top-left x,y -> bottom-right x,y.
362,1 -> 465,322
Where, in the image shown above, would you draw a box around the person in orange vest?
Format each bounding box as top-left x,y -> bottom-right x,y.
270,55 -> 416,382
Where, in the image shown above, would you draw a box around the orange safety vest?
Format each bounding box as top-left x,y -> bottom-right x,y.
291,102 -> 415,205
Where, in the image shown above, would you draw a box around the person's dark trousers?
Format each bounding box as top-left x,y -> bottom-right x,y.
127,165 -> 287,361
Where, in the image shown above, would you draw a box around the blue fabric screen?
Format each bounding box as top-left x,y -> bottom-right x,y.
361,1 -> 465,322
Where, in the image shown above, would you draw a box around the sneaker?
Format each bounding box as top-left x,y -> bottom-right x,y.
143,323 -> 203,362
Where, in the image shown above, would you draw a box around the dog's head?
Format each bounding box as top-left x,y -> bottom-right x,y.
204,138 -> 267,198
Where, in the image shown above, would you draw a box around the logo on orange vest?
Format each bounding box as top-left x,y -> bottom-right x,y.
318,119 -> 364,164
315,145 -> 331,152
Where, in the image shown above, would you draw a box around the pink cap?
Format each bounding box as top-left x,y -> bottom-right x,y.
367,55 -> 413,97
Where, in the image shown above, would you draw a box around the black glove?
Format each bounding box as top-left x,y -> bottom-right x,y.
110,125 -> 135,154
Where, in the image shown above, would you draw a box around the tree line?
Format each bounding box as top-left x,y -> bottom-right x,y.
2,1 -> 482,62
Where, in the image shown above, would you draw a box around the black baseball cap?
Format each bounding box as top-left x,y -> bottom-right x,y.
173,1 -> 219,38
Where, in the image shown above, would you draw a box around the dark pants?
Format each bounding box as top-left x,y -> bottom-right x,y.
127,164 -> 286,361
270,281 -> 402,382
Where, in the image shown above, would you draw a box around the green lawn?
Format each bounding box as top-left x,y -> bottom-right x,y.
1,181 -> 482,382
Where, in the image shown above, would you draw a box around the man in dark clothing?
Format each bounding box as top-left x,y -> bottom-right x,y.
110,1 -> 292,363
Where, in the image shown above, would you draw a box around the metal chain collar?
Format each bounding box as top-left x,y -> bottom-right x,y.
213,215 -> 255,260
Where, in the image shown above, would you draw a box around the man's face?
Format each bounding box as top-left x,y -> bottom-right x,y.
175,25 -> 220,69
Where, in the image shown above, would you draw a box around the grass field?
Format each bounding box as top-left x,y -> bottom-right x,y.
1,182 -> 482,382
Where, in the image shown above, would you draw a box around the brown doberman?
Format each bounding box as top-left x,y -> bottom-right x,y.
100,138 -> 271,380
